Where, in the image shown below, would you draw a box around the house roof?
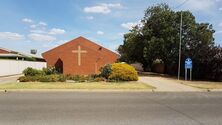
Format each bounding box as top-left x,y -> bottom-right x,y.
0,47 -> 16,53
0,47 -> 44,59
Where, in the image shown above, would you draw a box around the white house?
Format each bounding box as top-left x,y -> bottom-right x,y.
0,47 -> 46,77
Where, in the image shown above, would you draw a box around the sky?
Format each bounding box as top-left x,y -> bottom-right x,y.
0,0 -> 222,56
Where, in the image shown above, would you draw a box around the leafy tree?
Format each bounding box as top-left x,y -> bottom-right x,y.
118,4 -> 180,71
189,45 -> 222,80
118,3 -> 221,80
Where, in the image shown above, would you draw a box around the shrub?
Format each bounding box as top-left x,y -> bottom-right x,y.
57,75 -> 66,82
65,74 -> 105,82
39,75 -> 56,82
38,75 -> 53,82
19,76 -> 32,82
23,67 -> 44,76
43,67 -> 58,75
89,74 -> 100,79
82,75 -> 92,82
18,76 -> 40,82
108,63 -> 138,81
66,75 -> 87,82
100,64 -> 112,79
38,75 -> 66,82
66,75 -> 79,81
19,75 -> 66,82
94,77 -> 106,82
18,76 -> 27,82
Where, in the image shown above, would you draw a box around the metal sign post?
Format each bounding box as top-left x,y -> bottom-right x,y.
190,68 -> 192,81
185,58 -> 192,81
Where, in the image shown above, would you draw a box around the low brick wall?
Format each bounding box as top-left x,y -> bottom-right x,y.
152,63 -> 165,74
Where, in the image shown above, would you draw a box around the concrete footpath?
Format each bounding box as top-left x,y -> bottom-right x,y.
0,75 -> 22,84
139,76 -> 202,92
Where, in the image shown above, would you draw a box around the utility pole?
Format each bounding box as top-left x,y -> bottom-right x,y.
178,12 -> 183,80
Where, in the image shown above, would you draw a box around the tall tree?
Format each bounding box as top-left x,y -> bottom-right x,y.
118,3 -> 221,80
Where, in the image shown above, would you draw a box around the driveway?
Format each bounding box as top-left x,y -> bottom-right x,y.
0,92 -> 222,125
139,76 -> 201,92
0,75 -> 21,84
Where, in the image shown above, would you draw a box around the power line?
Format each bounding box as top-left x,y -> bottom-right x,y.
173,0 -> 189,9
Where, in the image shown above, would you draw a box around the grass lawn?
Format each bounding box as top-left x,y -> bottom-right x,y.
0,82 -> 154,90
182,81 -> 222,89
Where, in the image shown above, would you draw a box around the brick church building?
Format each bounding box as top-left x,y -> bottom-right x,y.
42,37 -> 119,75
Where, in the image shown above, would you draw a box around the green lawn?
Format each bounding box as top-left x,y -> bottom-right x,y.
0,82 -> 154,90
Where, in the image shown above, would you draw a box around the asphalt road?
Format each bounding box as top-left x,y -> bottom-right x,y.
0,92 -> 222,125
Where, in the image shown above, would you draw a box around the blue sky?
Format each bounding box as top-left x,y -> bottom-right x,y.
0,0 -> 222,56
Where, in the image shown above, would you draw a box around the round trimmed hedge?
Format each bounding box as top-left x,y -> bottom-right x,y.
108,63 -> 138,81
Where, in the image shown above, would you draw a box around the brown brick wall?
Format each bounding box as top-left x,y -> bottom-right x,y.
42,37 -> 119,75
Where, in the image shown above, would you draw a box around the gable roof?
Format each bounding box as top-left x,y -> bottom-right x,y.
0,47 -> 44,59
42,36 -> 119,56
0,47 -> 16,53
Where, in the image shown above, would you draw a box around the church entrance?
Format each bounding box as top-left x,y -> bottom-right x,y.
55,58 -> 63,73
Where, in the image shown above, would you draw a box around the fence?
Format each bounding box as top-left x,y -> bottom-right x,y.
0,60 -> 46,77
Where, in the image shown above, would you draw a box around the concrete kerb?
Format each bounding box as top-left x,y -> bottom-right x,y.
0,89 -> 155,93
179,81 -> 222,92
0,88 -> 218,92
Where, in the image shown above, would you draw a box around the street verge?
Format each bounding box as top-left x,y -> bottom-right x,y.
0,82 -> 155,91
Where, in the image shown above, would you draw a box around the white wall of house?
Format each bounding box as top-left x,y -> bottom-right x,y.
0,60 -> 46,77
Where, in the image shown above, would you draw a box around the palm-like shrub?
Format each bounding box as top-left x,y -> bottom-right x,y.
99,64 -> 112,79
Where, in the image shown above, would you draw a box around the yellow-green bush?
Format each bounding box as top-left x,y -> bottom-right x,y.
108,63 -> 138,81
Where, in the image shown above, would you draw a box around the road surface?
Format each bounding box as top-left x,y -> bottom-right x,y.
0,92 -> 222,125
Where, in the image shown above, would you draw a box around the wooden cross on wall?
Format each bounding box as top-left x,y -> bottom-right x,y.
72,45 -> 87,66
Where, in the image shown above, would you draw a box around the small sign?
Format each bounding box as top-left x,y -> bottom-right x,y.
185,58 -> 192,69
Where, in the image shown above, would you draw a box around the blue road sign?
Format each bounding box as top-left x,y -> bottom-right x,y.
185,58 -> 192,69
